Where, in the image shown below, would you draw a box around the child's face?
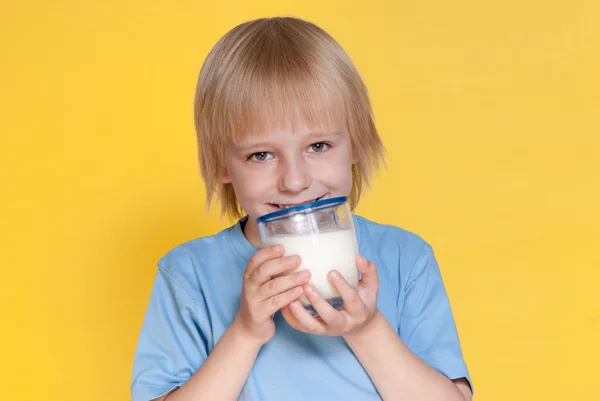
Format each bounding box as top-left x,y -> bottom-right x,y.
223,122 -> 357,235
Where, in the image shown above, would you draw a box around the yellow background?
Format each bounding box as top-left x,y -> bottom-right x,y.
1,0 -> 598,400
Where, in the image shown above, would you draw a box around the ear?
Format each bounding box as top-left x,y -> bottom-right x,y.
222,167 -> 232,183
351,150 -> 359,164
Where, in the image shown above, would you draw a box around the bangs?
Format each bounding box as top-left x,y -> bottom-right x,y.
225,70 -> 348,142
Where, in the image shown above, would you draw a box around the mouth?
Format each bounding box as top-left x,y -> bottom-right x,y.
267,194 -> 326,210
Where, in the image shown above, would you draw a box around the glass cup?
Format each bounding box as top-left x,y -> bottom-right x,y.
257,196 -> 359,316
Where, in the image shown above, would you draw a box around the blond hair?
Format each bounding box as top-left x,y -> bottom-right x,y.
194,17 -> 385,218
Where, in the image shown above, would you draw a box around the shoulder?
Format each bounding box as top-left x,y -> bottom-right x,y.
157,227 -> 230,271
353,214 -> 433,256
353,214 -> 439,288
154,225 -> 238,295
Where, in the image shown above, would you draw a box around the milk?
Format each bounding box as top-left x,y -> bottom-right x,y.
264,229 -> 359,306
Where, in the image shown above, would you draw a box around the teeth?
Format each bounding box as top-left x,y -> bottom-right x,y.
271,196 -> 323,209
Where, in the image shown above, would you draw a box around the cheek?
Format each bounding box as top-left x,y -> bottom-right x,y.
230,165 -> 273,199
313,158 -> 354,190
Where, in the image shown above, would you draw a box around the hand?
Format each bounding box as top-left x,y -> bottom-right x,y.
281,255 -> 379,337
232,245 -> 311,346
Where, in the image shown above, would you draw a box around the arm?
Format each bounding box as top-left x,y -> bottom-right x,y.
344,312 -> 472,401
133,245 -> 309,401
153,320 -> 261,401
281,252 -> 472,401
342,245 -> 472,400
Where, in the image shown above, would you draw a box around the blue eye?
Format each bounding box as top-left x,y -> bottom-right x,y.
250,152 -> 273,162
308,142 -> 330,153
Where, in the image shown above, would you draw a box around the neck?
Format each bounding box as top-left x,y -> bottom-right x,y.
242,216 -> 263,249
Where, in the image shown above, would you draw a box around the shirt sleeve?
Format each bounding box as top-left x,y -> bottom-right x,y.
131,267 -> 208,401
399,244 -> 473,393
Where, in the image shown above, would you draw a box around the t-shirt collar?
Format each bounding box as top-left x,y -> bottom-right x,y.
228,216 -> 257,262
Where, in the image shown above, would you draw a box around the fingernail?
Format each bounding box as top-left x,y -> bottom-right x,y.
357,255 -> 366,264
329,270 -> 341,280
305,284 -> 316,294
299,269 -> 310,278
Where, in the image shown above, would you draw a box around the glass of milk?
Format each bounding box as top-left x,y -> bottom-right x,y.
257,196 -> 359,316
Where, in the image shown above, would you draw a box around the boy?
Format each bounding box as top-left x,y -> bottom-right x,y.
131,17 -> 473,401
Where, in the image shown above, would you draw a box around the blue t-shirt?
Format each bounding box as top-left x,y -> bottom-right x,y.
131,215 -> 471,401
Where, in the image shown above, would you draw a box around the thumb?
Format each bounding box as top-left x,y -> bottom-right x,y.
357,255 -> 378,290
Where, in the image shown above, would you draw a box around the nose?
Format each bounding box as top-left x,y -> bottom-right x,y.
278,157 -> 311,193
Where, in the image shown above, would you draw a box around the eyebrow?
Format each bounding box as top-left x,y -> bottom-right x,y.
231,140 -> 272,152
233,131 -> 341,151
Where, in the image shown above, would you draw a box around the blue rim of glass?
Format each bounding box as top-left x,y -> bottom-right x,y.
256,196 -> 348,224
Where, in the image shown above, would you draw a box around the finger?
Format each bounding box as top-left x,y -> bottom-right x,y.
248,255 -> 301,288
262,285 -> 304,317
303,284 -> 346,327
280,304 -> 308,333
357,255 -> 379,290
288,299 -> 327,334
327,270 -> 365,316
246,245 -> 284,277
259,269 -> 311,301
